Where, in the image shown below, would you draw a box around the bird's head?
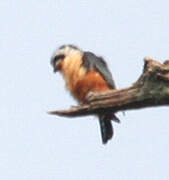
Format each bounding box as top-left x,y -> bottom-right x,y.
51,44 -> 81,73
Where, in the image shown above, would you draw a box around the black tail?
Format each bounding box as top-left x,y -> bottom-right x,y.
98,113 -> 120,144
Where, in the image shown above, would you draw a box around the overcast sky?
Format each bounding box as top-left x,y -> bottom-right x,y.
0,1 -> 169,179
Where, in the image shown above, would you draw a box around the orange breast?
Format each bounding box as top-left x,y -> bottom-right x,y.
73,71 -> 110,102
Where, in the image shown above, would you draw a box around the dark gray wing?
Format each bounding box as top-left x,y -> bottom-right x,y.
82,51 -> 115,88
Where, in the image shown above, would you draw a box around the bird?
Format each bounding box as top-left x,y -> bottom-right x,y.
50,44 -> 119,144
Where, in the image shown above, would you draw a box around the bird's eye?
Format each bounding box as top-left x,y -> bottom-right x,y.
51,54 -> 65,72
51,54 -> 65,66
54,54 -> 65,62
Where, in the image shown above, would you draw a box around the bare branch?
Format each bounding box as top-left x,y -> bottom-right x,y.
48,57 -> 169,118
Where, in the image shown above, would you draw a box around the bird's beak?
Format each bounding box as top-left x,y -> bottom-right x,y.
53,61 -> 61,72
51,54 -> 64,73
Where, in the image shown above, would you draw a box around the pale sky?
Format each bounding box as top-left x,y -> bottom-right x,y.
0,1 -> 169,179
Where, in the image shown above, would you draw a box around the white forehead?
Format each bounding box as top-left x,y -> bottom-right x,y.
53,45 -> 82,57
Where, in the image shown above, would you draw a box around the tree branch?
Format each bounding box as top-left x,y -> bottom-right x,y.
48,57 -> 169,118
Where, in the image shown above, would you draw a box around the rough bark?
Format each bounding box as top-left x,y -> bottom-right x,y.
48,57 -> 169,118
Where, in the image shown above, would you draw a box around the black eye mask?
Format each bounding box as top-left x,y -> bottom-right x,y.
51,54 -> 65,72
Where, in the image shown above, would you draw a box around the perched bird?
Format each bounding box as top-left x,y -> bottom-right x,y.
51,45 -> 119,144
